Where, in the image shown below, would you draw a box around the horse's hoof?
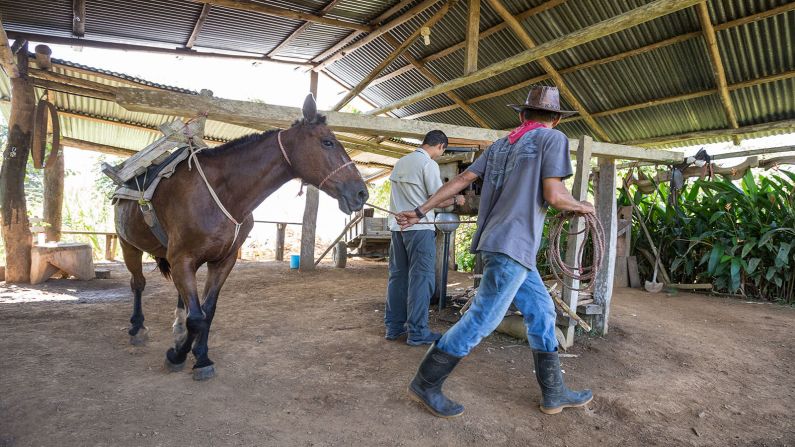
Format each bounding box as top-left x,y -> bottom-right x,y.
164,357 -> 186,372
192,364 -> 216,381
129,327 -> 149,346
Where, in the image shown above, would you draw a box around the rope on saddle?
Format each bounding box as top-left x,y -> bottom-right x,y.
547,211 -> 606,293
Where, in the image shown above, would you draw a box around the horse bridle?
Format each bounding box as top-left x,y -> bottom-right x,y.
277,130 -> 355,191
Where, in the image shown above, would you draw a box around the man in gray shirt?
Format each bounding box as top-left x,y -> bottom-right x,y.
396,86 -> 595,417
385,130 -> 463,346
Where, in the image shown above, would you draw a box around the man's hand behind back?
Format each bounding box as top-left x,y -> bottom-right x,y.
396,210 -> 421,230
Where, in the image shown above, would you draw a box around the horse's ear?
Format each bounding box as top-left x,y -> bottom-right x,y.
302,93 -> 317,123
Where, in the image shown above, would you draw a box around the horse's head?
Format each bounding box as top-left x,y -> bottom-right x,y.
281,94 -> 368,214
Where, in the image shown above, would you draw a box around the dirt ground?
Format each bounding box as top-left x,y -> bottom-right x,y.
0,260 -> 793,447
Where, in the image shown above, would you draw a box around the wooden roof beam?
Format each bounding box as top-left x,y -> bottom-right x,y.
186,4 -> 212,49
622,119 -> 795,147
311,0 -> 430,64
114,86 -> 682,161
312,0 -> 441,72
268,0 -> 342,57
560,69 -> 795,123
62,137 -> 137,157
331,1 -> 455,111
486,0 -> 611,141
72,0 -> 86,37
366,0 -> 705,116
7,32 -> 316,67
188,0 -> 371,32
696,2 -> 740,145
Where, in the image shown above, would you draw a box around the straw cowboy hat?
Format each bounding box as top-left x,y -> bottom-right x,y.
507,85 -> 578,117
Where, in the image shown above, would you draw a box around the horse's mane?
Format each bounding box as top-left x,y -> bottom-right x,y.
201,114 -> 327,158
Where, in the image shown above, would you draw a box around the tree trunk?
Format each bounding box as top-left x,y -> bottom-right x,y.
43,146 -> 64,241
0,75 -> 35,282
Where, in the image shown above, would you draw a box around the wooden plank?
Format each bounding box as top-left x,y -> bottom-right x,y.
696,2 -> 739,144
72,0 -> 86,37
312,0 -> 440,71
464,0 -> 480,75
114,87 -> 684,161
7,32 -> 315,67
561,135 -> 592,348
189,0 -> 371,31
593,157 -> 617,335
331,1 -> 454,111
61,137 -> 136,157
627,255 -> 641,288
486,0 -> 612,142
365,0 -> 707,116
186,4 -> 212,48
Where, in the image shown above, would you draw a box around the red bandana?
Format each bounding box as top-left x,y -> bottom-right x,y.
508,120 -> 548,144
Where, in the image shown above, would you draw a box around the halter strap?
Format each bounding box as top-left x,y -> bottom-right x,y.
277,129 -> 356,192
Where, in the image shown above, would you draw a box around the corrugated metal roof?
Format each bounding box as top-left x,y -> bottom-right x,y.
0,0 -> 792,149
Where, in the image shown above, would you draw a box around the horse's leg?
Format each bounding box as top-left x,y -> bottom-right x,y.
189,253 -> 238,380
172,295 -> 187,351
120,238 -> 148,345
164,259 -> 201,373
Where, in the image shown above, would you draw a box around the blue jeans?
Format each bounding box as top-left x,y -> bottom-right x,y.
385,230 -> 436,339
437,251 -> 558,356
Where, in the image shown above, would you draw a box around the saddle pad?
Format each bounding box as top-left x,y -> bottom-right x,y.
112,146 -> 191,204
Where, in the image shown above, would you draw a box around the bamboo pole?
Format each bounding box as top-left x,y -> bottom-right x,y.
623,119 -> 795,147
366,0 -> 704,116
185,4 -> 212,48
331,1 -> 454,111
486,0 -> 611,142
696,2 -> 740,144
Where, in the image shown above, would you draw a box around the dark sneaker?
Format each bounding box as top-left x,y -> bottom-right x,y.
385,330 -> 407,341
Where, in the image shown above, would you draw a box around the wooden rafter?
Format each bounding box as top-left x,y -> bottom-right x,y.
72,0 -> 86,37
486,0 -> 611,141
366,0 -> 705,116
62,137 -> 137,157
696,2 -> 740,144
622,119 -> 795,147
187,0 -> 371,32
268,0 -> 342,57
186,4 -> 212,49
312,0 -> 441,72
331,1 -> 455,111
559,69 -> 795,123
311,0 -> 429,64
7,32 -> 315,67
369,2 -> 794,118
464,0 -> 480,75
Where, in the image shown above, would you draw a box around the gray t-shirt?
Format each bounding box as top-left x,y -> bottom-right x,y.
388,148 -> 443,231
466,128 -> 573,270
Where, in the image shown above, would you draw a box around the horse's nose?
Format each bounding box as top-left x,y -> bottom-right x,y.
357,187 -> 369,206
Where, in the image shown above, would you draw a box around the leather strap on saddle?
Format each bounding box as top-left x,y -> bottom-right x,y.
139,201 -> 169,247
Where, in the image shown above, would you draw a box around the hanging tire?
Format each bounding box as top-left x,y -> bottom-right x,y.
332,241 -> 347,268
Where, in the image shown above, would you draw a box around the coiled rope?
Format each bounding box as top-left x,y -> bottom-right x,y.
547,211 -> 606,293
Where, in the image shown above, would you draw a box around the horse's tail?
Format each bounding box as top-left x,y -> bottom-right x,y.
155,257 -> 171,280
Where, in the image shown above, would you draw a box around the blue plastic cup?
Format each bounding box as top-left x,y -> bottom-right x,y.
289,254 -> 300,269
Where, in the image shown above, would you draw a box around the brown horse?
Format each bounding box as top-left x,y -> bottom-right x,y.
115,94 -> 367,380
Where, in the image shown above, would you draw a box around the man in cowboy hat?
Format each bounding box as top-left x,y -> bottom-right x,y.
396,85 -> 595,417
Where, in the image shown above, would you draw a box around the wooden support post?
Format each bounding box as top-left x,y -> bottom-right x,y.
614,205 -> 632,287
367,0 -> 704,116
34,45 -> 52,69
561,135 -> 592,348
593,157 -> 617,335
37,45 -> 64,243
275,223 -> 286,261
72,0 -> 86,37
300,71 -> 320,272
104,234 -> 117,261
0,40 -> 35,282
464,0 -> 480,75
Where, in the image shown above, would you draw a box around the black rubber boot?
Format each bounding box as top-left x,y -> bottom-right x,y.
408,343 -> 465,418
533,350 -> 593,415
